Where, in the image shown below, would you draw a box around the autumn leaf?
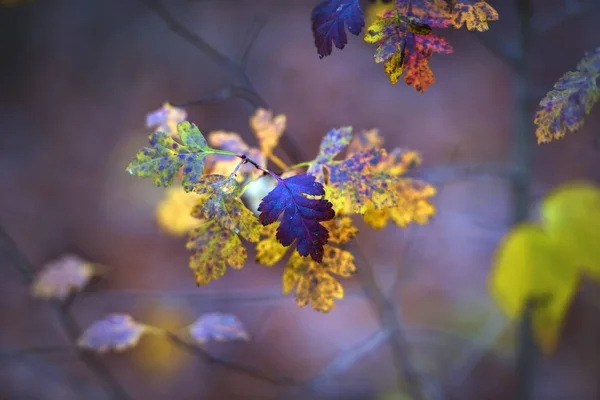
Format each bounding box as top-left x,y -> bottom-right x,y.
249,108 -> 286,157
540,181 -> 600,280
364,8 -> 453,92
258,174 -> 335,262
186,221 -> 248,285
126,121 -> 210,191
31,254 -> 98,300
146,102 -> 187,137
155,186 -> 203,236
534,47 -> 600,144
185,313 -> 250,344
192,175 -> 261,242
450,0 -> 499,32
363,179 -> 436,229
256,218 -> 357,312
78,314 -> 150,353
307,127 -> 353,183
489,224 -> 578,352
284,244 -> 357,313
311,0 -> 365,58
343,128 -> 436,226
256,216 -> 358,266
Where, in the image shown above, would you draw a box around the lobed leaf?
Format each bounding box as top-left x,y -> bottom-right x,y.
155,186 -> 203,237
146,102 -> 187,137
31,254 -> 97,300
311,0 -> 365,58
450,0 -> 499,32
192,175 -> 261,242
78,314 -> 149,353
363,178 -> 436,229
186,221 -> 248,285
534,47 -> 600,144
126,121 -> 210,191
284,245 -> 356,313
307,127 -> 353,183
258,174 -> 335,262
364,9 -> 452,92
255,217 -> 357,266
186,312 -> 250,344
249,108 -> 286,157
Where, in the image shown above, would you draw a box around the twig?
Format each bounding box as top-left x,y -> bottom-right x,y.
513,1 -> 538,398
351,243 -> 444,400
144,0 -> 303,164
164,331 -> 299,386
239,16 -> 268,68
308,329 -> 392,390
0,224 -> 133,400
516,298 -> 541,400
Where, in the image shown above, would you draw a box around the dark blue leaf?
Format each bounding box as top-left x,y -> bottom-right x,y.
257,174 -> 335,262
311,0 -> 365,58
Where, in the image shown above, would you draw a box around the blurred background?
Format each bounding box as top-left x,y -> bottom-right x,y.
1,0 -> 600,399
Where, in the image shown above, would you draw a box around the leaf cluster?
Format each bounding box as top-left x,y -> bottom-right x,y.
126,104 -> 436,312
311,0 -> 499,92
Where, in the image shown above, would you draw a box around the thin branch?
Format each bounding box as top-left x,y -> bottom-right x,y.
351,243 -> 445,400
145,0 -> 303,164
239,16 -> 268,68
307,329 -> 391,390
0,224 -> 133,400
165,331 -> 300,386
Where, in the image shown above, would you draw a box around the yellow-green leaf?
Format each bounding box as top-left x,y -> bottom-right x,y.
489,223 -> 579,352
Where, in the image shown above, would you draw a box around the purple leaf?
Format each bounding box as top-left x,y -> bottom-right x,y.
188,313 -> 250,344
257,174 -> 335,262
78,314 -> 147,353
311,0 -> 365,58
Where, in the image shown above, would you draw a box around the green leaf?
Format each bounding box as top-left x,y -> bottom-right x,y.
126,121 -> 210,191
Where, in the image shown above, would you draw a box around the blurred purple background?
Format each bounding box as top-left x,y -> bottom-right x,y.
1,0 -> 600,399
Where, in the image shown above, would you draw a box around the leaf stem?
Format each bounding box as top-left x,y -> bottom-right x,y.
268,153 -> 289,171
286,160 -> 312,170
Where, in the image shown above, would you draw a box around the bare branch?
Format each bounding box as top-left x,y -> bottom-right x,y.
165,331 -> 300,386
307,329 -> 391,390
144,0 -> 304,164
239,16 -> 269,68
351,243 -> 445,400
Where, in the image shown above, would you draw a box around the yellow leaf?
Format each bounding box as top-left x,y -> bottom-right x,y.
324,217 -> 359,244
249,108 -> 286,156
192,175 -> 261,242
155,186 -> 203,237
488,223 -> 579,352
363,179 -> 436,229
540,181 -> 600,280
255,223 -> 289,266
451,1 -> 499,32
283,246 -> 356,313
186,221 -> 247,285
